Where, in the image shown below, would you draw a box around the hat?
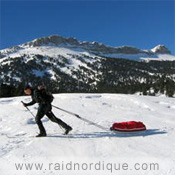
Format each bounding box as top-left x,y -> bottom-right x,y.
24,85 -> 32,90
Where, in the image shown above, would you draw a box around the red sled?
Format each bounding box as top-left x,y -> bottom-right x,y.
110,121 -> 146,132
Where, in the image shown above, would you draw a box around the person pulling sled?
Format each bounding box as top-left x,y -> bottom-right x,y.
22,85 -> 72,137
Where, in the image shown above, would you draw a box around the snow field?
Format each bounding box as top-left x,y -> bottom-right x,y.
0,94 -> 175,175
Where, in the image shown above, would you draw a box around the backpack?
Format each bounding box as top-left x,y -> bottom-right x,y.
37,85 -> 54,103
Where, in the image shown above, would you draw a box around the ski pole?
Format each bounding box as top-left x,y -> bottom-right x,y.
52,105 -> 108,131
21,101 -> 35,118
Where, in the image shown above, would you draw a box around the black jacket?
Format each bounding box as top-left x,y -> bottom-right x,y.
26,89 -> 49,106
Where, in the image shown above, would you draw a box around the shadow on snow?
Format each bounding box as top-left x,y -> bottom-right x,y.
50,129 -> 167,139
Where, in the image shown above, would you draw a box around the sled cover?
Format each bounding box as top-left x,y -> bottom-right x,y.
110,121 -> 146,132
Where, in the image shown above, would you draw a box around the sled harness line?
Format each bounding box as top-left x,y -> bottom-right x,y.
52,105 -> 108,131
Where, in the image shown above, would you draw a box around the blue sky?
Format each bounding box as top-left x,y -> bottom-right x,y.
0,0 -> 175,54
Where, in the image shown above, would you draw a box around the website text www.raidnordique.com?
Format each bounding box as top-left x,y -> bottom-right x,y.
14,160 -> 159,173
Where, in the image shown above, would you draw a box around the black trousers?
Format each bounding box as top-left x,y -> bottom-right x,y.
35,103 -> 70,134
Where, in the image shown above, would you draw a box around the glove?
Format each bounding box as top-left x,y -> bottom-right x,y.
22,102 -> 27,107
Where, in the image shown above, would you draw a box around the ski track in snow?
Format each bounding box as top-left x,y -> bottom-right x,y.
0,94 -> 175,175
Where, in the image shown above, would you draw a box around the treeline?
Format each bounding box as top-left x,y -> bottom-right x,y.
0,55 -> 175,97
92,58 -> 175,97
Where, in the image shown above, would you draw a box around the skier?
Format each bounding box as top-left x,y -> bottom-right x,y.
22,85 -> 72,137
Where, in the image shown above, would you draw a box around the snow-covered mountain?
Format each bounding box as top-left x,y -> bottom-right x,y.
0,35 -> 173,61
0,93 -> 175,175
0,35 -> 175,97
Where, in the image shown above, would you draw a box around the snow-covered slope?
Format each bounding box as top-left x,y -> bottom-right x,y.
0,45 -> 97,77
0,94 -> 175,175
99,52 -> 175,61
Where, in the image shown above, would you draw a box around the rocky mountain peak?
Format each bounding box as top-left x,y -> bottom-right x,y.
24,35 -> 79,47
151,45 -> 171,54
